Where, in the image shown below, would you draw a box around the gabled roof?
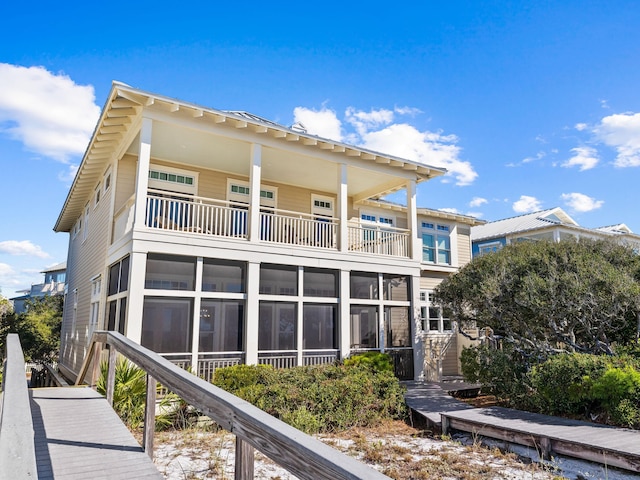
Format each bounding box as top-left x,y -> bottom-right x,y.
358,198 -> 485,226
596,223 -> 633,234
54,82 -> 447,233
471,207 -> 578,241
41,261 -> 66,273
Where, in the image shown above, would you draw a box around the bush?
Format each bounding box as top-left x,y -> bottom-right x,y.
343,352 -> 394,373
212,362 -> 406,434
460,345 -> 531,406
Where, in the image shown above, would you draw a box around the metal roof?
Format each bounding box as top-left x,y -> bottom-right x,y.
471,208 -> 579,241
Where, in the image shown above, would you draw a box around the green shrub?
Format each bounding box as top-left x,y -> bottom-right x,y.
529,353 -> 610,416
212,362 -> 406,434
343,352 -> 394,373
460,345 -> 531,406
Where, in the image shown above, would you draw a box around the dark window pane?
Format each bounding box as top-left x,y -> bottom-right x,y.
145,254 -> 195,290
108,263 -> 120,296
199,300 -> 244,352
120,256 -> 130,291
107,300 -> 117,331
260,264 -> 297,295
303,304 -> 337,349
118,297 -> 127,335
350,305 -> 378,348
350,272 -> 378,299
383,274 -> 409,301
258,302 -> 296,350
202,259 -> 245,293
303,268 -> 337,297
385,306 -> 411,347
141,298 -> 193,353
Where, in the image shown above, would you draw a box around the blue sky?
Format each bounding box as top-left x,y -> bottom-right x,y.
1,1 -> 639,296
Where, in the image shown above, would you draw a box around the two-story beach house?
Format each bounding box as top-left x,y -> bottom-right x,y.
54,82 -> 482,382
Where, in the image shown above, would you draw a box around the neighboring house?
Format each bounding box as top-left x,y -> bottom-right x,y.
471,207 -> 640,258
54,82 -> 482,382
10,262 -> 67,314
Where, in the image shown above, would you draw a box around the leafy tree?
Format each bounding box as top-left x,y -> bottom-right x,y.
0,295 -> 63,363
435,239 -> 640,362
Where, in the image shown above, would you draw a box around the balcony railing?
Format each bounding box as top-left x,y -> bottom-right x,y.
347,222 -> 410,257
141,189 -> 410,258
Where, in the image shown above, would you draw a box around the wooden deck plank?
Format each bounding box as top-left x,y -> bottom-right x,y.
30,387 -> 162,480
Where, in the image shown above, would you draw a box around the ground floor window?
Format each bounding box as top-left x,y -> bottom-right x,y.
199,300 -> 244,352
350,305 -> 379,348
258,301 -> 296,350
419,290 -> 452,332
385,306 -> 411,347
141,297 -> 193,353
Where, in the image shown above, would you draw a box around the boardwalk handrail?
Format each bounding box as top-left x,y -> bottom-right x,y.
77,331 -> 390,480
0,334 -> 38,479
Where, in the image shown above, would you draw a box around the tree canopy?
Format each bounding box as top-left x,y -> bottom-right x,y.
0,295 -> 63,362
434,239 -> 640,359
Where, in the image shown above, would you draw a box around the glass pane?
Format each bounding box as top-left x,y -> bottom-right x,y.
260,264 -> 297,295
383,274 -> 409,301
145,254 -> 195,290
350,272 -> 378,299
429,319 -> 440,331
442,319 -> 452,331
118,297 -> 127,335
349,305 -> 378,348
107,300 -> 117,331
438,249 -> 451,264
258,302 -> 296,350
199,300 -> 244,352
141,297 -> 193,353
303,304 -> 337,349
422,233 -> 434,247
303,268 -> 338,297
386,306 -> 411,347
108,263 -> 120,296
120,256 -> 130,292
202,259 -> 245,293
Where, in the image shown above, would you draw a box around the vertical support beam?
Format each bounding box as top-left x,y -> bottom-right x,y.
245,261 -> 260,365
106,345 -> 117,406
441,415 -> 450,436
411,274 -> 424,381
234,437 -> 255,480
143,374 -> 157,459
248,144 -> 262,242
406,179 -> 419,261
378,274 -> 385,352
339,270 -> 351,359
90,342 -> 102,389
125,251 -> 147,345
337,163 -> 348,252
133,117 -> 153,230
191,257 -> 204,372
296,266 -> 304,366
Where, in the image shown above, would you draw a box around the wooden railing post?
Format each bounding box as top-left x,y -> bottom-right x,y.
143,374 -> 156,458
90,342 -> 103,388
235,437 -> 255,480
106,346 -> 117,406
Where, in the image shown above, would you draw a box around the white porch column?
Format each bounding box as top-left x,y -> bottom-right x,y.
191,257 -> 204,370
248,144 -> 262,242
133,117 -> 152,229
125,251 -> 147,344
411,274 -> 424,381
337,163 -> 348,252
245,261 -> 260,365
296,266 -> 304,366
339,270 -> 351,359
406,179 -> 420,261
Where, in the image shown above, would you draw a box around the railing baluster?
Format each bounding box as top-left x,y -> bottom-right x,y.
235,437 -> 255,480
106,346 -> 117,406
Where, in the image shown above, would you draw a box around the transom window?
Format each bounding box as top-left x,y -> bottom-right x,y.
149,170 -> 195,186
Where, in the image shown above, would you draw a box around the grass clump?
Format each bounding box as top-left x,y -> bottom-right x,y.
212,360 -> 407,434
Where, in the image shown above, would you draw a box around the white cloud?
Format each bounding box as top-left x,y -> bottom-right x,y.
0,63 -> 100,162
394,106 -> 422,116
0,263 -> 14,276
465,211 -> 484,219
561,192 -> 603,212
292,104 -> 478,186
292,106 -> 343,142
0,240 -> 50,258
512,195 -> 542,214
469,197 -> 488,207
521,151 -> 546,165
562,146 -> 599,171
575,123 -> 588,131
593,112 -> 640,167
439,207 -> 460,214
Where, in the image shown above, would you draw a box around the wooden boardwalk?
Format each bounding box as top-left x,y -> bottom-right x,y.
404,381 -> 640,473
30,387 -> 162,479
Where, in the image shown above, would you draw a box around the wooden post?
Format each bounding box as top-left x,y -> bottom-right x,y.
143,374 -> 156,458
235,437 -> 255,480
441,415 -> 450,436
106,346 -> 117,406
90,342 -> 102,388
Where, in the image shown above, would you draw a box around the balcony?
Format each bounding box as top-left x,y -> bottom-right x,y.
127,189 -> 411,258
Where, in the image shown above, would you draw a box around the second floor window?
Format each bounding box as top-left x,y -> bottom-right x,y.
421,222 -> 451,265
